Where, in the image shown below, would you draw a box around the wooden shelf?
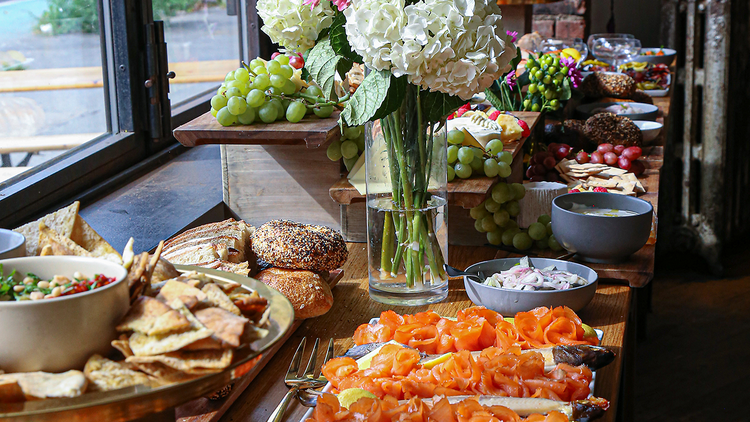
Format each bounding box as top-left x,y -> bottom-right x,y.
329,111 -> 541,209
330,176 -> 501,209
173,111 -> 341,149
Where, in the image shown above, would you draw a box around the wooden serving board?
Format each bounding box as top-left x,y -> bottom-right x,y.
175,269 -> 345,422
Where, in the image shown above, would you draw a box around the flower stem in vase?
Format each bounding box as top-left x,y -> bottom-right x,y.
366,87 -> 449,305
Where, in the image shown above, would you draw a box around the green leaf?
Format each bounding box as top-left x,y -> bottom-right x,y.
341,70 -> 406,126
329,13 -> 363,63
559,77 -> 572,101
509,48 -> 523,73
419,90 -> 465,123
484,88 -> 504,111
306,36 -> 342,101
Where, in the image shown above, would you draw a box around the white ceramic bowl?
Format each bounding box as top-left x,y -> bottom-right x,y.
635,48 -> 676,66
464,258 -> 598,314
633,120 -> 663,142
0,256 -> 129,373
0,229 -> 25,259
576,102 -> 659,121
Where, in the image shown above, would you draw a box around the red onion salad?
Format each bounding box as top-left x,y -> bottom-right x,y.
481,257 -> 589,291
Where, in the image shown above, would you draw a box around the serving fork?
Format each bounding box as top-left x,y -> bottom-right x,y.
266,337 -> 333,422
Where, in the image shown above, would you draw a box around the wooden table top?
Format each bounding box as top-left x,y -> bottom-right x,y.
219,243 -> 631,422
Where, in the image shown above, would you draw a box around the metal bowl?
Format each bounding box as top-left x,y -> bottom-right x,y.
0,256 -> 129,373
576,102 -> 659,121
0,229 -> 25,259
464,258 -> 598,314
635,48 -> 676,65
552,192 -> 653,263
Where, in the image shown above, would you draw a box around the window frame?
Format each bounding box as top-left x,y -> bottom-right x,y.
0,0 -> 261,228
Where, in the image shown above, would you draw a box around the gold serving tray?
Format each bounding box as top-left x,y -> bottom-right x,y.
0,265 -> 295,421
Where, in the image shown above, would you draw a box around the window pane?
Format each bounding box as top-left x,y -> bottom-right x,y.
157,1 -> 239,106
0,0 -> 107,181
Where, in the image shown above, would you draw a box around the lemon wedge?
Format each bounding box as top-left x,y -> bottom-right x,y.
421,352 -> 453,369
337,388 -> 377,409
355,347 -> 381,370
561,48 -> 582,63
582,323 -> 597,338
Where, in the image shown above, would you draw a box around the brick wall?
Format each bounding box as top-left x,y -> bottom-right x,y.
531,0 -> 587,40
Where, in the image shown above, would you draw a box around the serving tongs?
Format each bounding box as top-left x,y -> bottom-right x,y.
443,264 -> 488,282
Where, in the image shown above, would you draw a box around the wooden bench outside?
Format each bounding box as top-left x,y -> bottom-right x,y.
0,59 -> 236,93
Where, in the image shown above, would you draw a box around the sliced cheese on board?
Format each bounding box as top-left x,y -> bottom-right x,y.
447,114 -> 503,149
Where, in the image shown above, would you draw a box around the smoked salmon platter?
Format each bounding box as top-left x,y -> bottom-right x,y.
300,306 -> 615,422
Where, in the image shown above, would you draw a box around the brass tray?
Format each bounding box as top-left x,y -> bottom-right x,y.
0,265 -> 295,421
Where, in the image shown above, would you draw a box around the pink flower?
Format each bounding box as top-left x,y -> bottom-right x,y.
302,0 -> 321,9
331,0 -> 351,10
506,30 -> 518,43
505,70 -> 517,91
560,56 -> 583,88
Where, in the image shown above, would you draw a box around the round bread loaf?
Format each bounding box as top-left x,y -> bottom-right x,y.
252,220 -> 348,272
584,112 -> 643,147
256,268 -> 333,320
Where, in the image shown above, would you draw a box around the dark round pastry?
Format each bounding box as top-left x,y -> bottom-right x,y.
579,72 -> 636,99
251,220 -> 348,272
583,113 -> 643,147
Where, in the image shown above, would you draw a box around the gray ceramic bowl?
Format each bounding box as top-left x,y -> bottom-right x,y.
576,102 -> 659,121
552,193 -> 653,263
0,229 -> 25,259
464,258 -> 598,314
635,48 -> 677,65
0,256 -> 129,372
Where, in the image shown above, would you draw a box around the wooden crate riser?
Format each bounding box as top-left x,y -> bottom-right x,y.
222,144 -> 343,229
340,202 -> 490,246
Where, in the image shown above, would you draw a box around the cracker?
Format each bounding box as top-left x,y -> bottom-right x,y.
0,371 -> 87,400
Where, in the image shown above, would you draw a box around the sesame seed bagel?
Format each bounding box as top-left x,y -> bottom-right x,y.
251,220 -> 348,272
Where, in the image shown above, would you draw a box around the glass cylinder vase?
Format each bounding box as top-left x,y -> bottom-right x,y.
364,87 -> 449,306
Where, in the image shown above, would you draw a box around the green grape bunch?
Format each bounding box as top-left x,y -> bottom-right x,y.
210,53 -> 349,127
326,124 -> 366,172
446,129 -> 513,181
521,53 -> 577,113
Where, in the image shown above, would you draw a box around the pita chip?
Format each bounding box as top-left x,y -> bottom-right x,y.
112,336 -> 135,358
38,223 -> 92,258
128,300 -> 213,356
84,354 -> 154,392
201,283 -> 241,316
156,280 -> 207,308
126,349 -> 233,372
194,307 -> 248,348
117,296 -> 190,336
127,362 -> 200,385
0,378 -> 24,403
71,216 -> 122,264
0,371 -> 87,400
13,202 -> 79,256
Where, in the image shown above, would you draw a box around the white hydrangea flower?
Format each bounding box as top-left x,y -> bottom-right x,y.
345,0 -> 516,100
343,0 -> 408,70
257,0 -> 336,53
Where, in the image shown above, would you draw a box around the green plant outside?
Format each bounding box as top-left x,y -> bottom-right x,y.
37,0 -> 201,35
